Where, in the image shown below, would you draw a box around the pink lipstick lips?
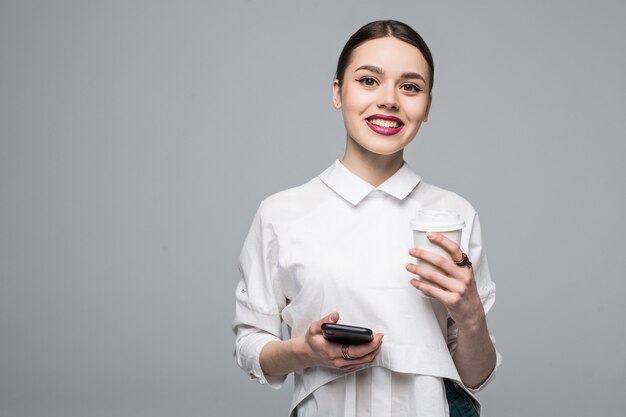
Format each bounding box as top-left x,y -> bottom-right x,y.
365,114 -> 404,136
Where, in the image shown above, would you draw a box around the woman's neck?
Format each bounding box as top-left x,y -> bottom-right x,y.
340,139 -> 405,187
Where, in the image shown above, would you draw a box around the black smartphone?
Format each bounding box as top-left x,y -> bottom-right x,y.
321,323 -> 374,345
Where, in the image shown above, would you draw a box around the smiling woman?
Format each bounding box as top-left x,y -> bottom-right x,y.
233,20 -> 500,417
333,36 -> 432,169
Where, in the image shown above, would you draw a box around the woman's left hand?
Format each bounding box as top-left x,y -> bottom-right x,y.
405,232 -> 484,330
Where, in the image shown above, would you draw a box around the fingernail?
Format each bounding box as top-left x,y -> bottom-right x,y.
409,248 -> 416,255
426,233 -> 434,240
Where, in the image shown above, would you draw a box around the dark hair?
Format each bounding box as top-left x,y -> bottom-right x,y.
335,20 -> 434,93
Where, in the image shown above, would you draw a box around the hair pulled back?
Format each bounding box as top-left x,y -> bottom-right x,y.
335,20 -> 434,93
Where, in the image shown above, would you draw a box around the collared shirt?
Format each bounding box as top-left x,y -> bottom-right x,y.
233,160 -> 501,416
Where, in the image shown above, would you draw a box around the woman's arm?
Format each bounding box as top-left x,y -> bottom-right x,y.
260,312 -> 385,377
406,232 -> 496,389
450,314 -> 496,389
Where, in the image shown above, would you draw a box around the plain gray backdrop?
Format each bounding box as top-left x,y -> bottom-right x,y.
1,1 -> 625,416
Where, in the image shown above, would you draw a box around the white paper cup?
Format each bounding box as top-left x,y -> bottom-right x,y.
410,210 -> 464,297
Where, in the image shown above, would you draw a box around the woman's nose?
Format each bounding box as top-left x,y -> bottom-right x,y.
377,85 -> 399,110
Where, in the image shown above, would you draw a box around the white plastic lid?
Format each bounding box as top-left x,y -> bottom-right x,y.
410,209 -> 465,232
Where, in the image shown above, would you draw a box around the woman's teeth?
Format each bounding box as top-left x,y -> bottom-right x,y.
368,119 -> 400,128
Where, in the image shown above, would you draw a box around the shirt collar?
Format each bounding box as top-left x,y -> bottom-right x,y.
318,159 -> 421,206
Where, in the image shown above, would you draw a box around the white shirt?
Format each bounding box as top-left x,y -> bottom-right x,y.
233,160 -> 501,416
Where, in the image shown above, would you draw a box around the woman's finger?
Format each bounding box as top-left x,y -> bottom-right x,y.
408,248 -> 459,277
410,278 -> 462,306
340,352 -> 378,371
310,311 -> 340,335
334,333 -> 383,362
338,340 -> 383,369
425,232 -> 464,263
348,333 -> 384,358
405,262 -> 464,293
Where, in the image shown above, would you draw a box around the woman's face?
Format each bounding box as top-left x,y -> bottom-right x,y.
333,37 -> 432,156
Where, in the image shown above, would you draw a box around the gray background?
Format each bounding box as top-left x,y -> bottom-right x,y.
1,1 -> 625,416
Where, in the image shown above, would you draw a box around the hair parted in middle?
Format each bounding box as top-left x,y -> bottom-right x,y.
334,20 -> 435,93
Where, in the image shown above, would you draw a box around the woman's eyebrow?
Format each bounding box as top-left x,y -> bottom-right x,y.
401,72 -> 426,83
354,65 -> 426,82
354,65 -> 384,74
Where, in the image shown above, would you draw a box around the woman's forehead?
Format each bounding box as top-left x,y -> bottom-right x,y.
347,37 -> 430,76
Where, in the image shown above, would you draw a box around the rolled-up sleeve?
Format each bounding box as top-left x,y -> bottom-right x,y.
447,212 -> 502,393
232,202 -> 287,389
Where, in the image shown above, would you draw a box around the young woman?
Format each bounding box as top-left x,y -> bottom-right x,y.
233,20 -> 501,417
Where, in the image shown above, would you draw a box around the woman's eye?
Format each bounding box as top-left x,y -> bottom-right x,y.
358,77 -> 377,86
401,84 -> 422,93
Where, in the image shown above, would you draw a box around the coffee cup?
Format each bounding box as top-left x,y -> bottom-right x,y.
410,210 -> 465,296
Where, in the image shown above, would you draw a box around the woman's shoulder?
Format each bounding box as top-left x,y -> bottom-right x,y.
411,179 -> 479,217
256,177 -> 333,223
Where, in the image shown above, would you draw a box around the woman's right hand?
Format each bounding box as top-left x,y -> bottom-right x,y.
300,312 -> 384,372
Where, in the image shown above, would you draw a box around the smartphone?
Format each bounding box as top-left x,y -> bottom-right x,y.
321,323 -> 374,345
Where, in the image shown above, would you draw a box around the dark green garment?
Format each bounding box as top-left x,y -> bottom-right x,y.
445,379 -> 480,417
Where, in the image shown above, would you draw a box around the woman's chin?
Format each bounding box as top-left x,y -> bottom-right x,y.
359,139 -> 412,157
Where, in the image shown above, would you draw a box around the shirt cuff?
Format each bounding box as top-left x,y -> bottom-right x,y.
237,331 -> 287,389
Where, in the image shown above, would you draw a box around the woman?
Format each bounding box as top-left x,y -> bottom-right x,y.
233,20 -> 501,417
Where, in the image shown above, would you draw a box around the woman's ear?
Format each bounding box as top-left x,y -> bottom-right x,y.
332,79 -> 342,109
